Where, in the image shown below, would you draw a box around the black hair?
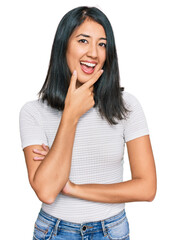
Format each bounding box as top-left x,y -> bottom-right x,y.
38,6 -> 130,125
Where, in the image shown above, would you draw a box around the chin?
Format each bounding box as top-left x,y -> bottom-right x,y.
77,74 -> 90,83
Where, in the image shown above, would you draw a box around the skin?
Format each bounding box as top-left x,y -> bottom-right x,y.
33,144 -> 72,195
66,18 -> 107,88
26,18 -> 157,204
24,69 -> 103,204
33,134 -> 157,203
23,19 -> 105,204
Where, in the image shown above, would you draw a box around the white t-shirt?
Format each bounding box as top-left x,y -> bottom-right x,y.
19,91 -> 149,223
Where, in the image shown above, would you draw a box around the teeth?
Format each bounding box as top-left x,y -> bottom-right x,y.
81,62 -> 96,67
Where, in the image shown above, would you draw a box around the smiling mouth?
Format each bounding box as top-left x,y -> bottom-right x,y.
80,61 -> 97,74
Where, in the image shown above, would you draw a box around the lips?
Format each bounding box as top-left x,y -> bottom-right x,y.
80,61 -> 97,74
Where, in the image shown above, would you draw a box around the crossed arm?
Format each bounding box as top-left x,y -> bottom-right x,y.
33,135 -> 157,203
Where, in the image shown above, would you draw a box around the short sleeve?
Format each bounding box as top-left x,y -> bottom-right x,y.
19,101 -> 48,150
123,92 -> 149,143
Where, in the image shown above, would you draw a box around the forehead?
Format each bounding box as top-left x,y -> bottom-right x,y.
70,19 -> 106,39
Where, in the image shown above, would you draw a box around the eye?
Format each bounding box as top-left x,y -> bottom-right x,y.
99,42 -> 106,48
78,39 -> 88,44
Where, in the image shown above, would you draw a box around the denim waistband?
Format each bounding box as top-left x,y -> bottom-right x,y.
37,208 -> 126,237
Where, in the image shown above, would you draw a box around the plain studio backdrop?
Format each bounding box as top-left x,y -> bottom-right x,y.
0,0 -> 175,239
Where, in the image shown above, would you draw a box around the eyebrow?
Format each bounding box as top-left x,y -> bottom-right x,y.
76,34 -> 107,41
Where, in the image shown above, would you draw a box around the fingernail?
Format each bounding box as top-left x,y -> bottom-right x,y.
33,149 -> 39,153
100,69 -> 104,73
73,70 -> 77,75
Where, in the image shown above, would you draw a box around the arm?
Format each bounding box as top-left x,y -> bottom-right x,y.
66,135 -> 157,203
23,70 -> 103,204
24,110 -> 78,204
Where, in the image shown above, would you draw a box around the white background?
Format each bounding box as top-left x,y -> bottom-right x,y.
0,0 -> 175,239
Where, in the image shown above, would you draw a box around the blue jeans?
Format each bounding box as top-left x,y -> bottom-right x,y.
33,208 -> 130,240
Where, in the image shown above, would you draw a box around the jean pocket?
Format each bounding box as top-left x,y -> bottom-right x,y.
106,216 -> 130,240
33,216 -> 54,240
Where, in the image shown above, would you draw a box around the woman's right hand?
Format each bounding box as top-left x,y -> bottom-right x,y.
64,69 -> 103,121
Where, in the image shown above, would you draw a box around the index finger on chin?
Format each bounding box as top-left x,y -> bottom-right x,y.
83,70 -> 103,89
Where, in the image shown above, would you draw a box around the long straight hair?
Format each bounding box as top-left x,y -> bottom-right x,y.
38,6 -> 130,125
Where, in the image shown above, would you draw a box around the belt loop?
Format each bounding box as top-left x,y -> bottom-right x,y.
100,220 -> 108,237
53,218 -> 61,236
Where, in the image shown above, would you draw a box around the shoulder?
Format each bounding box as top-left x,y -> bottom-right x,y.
20,99 -> 37,111
19,99 -> 60,123
19,99 -> 47,115
121,91 -> 147,122
19,99 -> 48,123
121,91 -> 149,142
121,91 -> 141,106
19,100 -> 37,117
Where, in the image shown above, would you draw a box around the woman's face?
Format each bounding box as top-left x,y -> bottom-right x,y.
66,18 -> 107,88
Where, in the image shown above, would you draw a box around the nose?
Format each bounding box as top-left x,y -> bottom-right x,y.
87,43 -> 98,59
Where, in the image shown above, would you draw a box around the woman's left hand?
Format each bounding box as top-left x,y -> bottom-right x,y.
32,144 -> 75,195
33,143 -> 49,160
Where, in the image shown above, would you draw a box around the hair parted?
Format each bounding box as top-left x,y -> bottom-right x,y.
38,6 -> 130,125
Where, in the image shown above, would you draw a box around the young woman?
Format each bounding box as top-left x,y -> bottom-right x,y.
19,6 -> 157,240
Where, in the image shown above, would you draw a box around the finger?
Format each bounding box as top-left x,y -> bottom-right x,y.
69,70 -> 77,92
33,149 -> 47,156
33,156 -> 45,160
89,86 -> 94,92
42,143 -> 49,151
83,69 -> 103,89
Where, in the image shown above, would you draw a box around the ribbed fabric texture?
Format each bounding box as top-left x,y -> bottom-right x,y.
19,91 -> 149,223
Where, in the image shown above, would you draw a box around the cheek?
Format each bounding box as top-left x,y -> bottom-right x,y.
66,52 -> 75,71
66,46 -> 82,67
